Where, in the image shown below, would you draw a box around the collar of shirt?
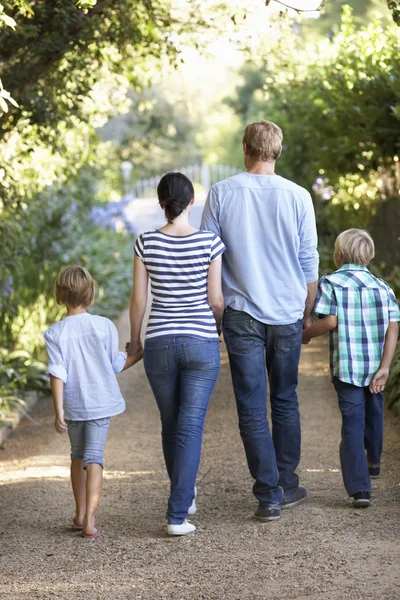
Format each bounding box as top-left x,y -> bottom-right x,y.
338,263 -> 369,272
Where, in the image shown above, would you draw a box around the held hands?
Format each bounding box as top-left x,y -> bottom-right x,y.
55,413 -> 68,434
126,340 -> 143,356
369,367 -> 389,395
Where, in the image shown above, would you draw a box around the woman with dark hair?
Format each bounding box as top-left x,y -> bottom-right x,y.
127,172 -> 225,535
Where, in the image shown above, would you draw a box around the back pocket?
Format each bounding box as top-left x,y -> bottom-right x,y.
183,341 -> 219,370
144,345 -> 169,375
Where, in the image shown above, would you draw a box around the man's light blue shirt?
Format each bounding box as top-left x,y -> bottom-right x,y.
44,313 -> 126,421
201,172 -> 319,325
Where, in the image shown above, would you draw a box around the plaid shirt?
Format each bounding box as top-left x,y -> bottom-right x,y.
313,264 -> 400,387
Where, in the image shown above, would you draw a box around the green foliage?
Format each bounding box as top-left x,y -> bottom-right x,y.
386,341 -> 400,415
0,348 -> 49,424
220,7 -> 400,277
387,1 -> 400,25
1,164 -> 134,354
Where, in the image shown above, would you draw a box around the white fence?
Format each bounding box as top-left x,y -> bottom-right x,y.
131,163 -> 241,199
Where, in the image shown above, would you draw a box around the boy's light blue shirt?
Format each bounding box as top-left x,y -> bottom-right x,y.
201,172 -> 319,325
43,313 -> 126,421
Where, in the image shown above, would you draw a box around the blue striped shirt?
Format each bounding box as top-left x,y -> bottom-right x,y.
134,230 -> 226,339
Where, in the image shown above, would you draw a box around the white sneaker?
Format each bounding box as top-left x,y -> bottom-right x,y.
167,520 -> 196,536
188,486 -> 197,516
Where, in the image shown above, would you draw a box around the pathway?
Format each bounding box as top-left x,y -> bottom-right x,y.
1,312 -> 400,600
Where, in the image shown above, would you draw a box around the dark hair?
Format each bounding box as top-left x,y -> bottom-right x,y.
157,172 -> 194,224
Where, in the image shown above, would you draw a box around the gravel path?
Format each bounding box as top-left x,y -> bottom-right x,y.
1,310 -> 400,599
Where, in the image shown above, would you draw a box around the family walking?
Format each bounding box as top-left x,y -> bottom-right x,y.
44,121 -> 400,538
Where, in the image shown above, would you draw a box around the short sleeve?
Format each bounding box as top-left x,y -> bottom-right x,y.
103,319 -> 127,374
134,234 -> 145,260
43,330 -> 68,383
313,278 -> 338,317
387,287 -> 400,322
210,234 -> 226,263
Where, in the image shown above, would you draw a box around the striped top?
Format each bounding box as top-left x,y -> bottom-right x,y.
134,230 -> 226,339
313,264 -> 400,387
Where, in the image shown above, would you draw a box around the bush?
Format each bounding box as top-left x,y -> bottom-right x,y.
0,348 -> 49,424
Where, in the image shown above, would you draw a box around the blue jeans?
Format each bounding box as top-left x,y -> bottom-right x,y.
144,336 -> 220,524
223,308 -> 303,504
66,417 -> 110,469
333,378 -> 384,496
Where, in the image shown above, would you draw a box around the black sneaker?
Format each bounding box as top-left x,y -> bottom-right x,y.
368,466 -> 381,479
253,503 -> 281,522
281,486 -> 309,509
352,491 -> 371,508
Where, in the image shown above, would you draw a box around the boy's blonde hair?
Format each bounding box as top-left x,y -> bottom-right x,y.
335,229 -> 375,267
242,120 -> 283,162
55,265 -> 94,307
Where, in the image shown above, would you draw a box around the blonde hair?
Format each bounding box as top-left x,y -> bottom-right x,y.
335,229 -> 375,267
55,265 -> 95,307
242,120 -> 283,162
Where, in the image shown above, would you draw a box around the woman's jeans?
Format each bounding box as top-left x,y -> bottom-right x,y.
66,417 -> 111,469
333,378 -> 384,496
144,336 -> 220,524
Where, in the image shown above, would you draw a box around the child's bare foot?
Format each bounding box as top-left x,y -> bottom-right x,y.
72,513 -> 84,529
72,515 -> 84,529
82,517 -> 97,536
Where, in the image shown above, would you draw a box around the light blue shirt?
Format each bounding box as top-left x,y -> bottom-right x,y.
43,313 -> 126,421
201,172 -> 319,325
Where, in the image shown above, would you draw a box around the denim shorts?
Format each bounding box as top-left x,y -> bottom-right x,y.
66,417 -> 110,469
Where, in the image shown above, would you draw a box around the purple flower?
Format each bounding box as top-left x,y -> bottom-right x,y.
3,276 -> 13,297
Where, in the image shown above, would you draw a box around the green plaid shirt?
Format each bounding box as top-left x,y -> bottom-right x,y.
313,264 -> 400,387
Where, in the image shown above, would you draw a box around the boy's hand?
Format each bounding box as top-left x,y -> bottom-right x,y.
302,329 -> 311,345
126,340 -> 143,356
369,367 -> 389,394
55,415 -> 68,434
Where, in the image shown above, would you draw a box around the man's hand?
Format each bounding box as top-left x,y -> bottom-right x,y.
126,340 -> 143,356
302,315 -> 312,330
55,414 -> 68,434
369,367 -> 389,394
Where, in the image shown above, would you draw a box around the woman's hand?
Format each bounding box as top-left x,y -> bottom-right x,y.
126,340 -> 143,356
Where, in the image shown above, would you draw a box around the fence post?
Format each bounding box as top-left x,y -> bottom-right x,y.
201,163 -> 211,193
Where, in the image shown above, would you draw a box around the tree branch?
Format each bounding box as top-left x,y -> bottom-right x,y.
266,0 -> 325,12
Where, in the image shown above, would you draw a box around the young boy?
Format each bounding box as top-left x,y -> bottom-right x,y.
303,229 -> 399,507
44,265 -> 143,538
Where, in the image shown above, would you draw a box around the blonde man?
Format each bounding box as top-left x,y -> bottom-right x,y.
303,229 -> 400,507
201,120 -> 319,521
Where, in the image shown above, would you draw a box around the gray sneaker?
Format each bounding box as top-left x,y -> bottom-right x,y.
281,486 -> 309,509
253,503 -> 281,521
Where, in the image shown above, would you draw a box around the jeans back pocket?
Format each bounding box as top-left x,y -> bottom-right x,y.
183,341 -> 219,370
144,344 -> 169,375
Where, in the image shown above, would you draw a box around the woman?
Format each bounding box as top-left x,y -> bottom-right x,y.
127,172 -> 225,536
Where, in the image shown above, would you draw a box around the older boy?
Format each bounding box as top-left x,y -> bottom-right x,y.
303,229 -> 399,507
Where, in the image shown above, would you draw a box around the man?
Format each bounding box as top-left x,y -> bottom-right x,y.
201,120 -> 319,521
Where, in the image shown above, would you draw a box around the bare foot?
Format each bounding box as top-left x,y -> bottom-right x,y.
72,516 -> 84,529
83,517 -> 97,536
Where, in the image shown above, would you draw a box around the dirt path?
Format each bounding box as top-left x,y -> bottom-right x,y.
1,310 -> 400,600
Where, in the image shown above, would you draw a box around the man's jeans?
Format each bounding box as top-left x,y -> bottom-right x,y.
333,378 -> 384,496
144,336 -> 220,524
223,308 -> 303,504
